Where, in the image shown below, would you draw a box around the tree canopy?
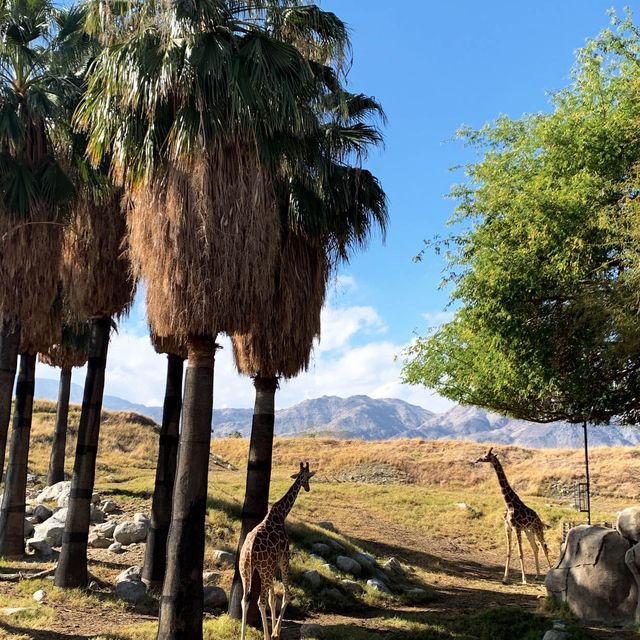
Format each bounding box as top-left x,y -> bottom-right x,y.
403,11 -> 640,425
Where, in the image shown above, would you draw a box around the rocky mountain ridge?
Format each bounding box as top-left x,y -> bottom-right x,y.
32,378 -> 640,448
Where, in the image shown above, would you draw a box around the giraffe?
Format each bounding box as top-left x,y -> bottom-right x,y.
475,447 -> 551,584
239,461 -> 315,640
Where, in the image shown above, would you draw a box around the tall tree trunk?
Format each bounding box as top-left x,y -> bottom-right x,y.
0,352 -> 36,557
156,336 -> 216,640
54,317 -> 110,588
47,367 -> 72,486
142,353 -> 184,588
228,375 -> 277,623
0,321 -> 19,483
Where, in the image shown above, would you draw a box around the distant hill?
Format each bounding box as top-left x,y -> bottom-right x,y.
31,378 -> 640,448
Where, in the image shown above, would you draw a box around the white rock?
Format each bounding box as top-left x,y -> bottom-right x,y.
32,519 -> 64,547
212,550 -> 235,567
24,505 -> 34,516
102,500 -> 118,514
617,507 -> 640,544
114,579 -> 147,603
88,532 -> 112,549
35,481 -> 70,504
56,485 -> 72,507
367,578 -> 392,595
26,538 -> 52,556
116,566 -> 143,584
113,521 -> 148,545
203,586 -> 228,609
92,521 -> 116,538
133,513 -> 150,526
32,590 -> 46,603
336,556 -> 361,577
33,505 -> 53,522
108,542 -> 124,553
50,507 -> 68,523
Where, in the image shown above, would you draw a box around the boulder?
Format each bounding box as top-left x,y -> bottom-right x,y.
383,557 -> 403,574
116,566 -> 143,584
108,542 -> 124,554
353,552 -> 376,570
24,518 -> 35,538
326,539 -> 344,552
545,525 -> 637,625
212,550 -> 235,567
336,556 -> 361,577
617,507 -> 640,543
113,521 -> 148,545
50,507 -> 68,523
114,579 -> 147,604
26,538 -> 52,556
32,519 -> 65,547
203,571 -> 221,585
310,543 -> 331,558
203,586 -> 228,609
303,570 -> 323,589
24,505 -> 34,516
90,505 -> 105,524
35,481 -> 70,504
33,505 -> 52,522
56,485 -> 72,507
102,500 -> 118,514
93,521 -> 117,538
91,492 -> 101,505
134,513 -> 150,527
367,578 -> 392,595
88,532 -> 112,549
317,521 -> 336,532
341,579 -> 364,595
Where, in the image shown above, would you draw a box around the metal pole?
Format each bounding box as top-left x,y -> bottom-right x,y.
583,420 -> 591,525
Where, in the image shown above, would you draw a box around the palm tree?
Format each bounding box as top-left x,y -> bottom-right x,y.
39,320 -> 90,486
142,333 -> 186,589
0,0 -> 81,557
228,89 -> 388,620
77,2 -> 349,636
54,190 -> 136,587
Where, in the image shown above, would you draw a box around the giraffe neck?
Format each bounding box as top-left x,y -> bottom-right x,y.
491,458 -> 521,507
270,477 -> 302,523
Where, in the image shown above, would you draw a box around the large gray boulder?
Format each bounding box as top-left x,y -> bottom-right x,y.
114,580 -> 147,603
545,525 -> 637,625
336,555 -> 361,577
35,481 -> 70,505
203,586 -> 228,609
32,519 -> 65,548
617,507 -> 640,543
113,521 -> 148,545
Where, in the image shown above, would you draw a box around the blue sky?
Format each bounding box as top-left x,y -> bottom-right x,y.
38,1 -> 632,411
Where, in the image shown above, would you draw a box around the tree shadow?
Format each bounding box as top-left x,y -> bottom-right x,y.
0,621 -> 88,640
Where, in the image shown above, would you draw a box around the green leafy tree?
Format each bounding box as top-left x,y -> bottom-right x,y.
403,11 -> 640,427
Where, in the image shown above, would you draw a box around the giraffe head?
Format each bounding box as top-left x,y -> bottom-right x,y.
290,461 -> 315,492
475,447 -> 498,464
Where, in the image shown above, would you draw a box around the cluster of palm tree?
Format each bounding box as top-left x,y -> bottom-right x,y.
0,1 -> 387,638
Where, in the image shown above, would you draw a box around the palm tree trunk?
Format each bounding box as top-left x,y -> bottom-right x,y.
142,353 -> 184,588
228,375 -> 277,622
0,352 -> 36,557
47,366 -> 72,486
54,317 -> 110,588
156,336 -> 216,640
0,321 -> 19,483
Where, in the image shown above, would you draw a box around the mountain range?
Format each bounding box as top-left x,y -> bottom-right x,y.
31,378 -> 640,449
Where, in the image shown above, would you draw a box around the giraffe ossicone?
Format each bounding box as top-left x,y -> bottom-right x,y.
239,461 -> 316,640
475,447 -> 552,584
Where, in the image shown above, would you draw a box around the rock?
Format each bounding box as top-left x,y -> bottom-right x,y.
24,518 -> 35,538
116,566 -> 143,584
88,581 -> 100,591
367,578 -> 392,595
212,550 -> 235,567
32,590 -> 46,603
102,500 -> 118,514
0,607 -> 32,616
32,519 -> 65,547
56,485 -> 72,507
114,579 -> 147,603
617,507 -> 640,543
455,502 -> 470,510
203,586 -> 228,609
545,525 -> 637,625
203,571 -> 221,585
93,521 -> 117,538
322,563 -> 339,574
91,492 -> 101,505
310,543 -> 331,558
353,552 -> 376,570
50,507 -> 68,523
326,539 -> 344,552
406,587 -> 428,596
25,516 -> 39,525
88,532 -> 112,549
383,557 -> 403,574
133,513 -> 150,526
33,505 -> 53,522
108,542 -> 124,553
542,632 -> 570,640
336,555 -> 361,577
90,505 -> 105,524
317,521 -> 336,532
26,474 -> 37,483
303,570 -> 323,589
341,579 -> 364,595
24,505 -> 34,516
300,623 -> 323,638
113,521 -> 148,545
26,538 -> 52,556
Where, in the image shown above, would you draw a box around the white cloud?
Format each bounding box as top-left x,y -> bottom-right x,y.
36,281 -> 455,415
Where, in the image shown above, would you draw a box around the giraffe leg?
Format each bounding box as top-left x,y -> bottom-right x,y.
258,587 -> 271,640
268,587 -> 278,635
537,530 -> 552,569
272,557 -> 290,639
525,529 -> 540,578
503,522 -> 513,584
240,564 -> 252,640
515,529 -> 527,584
